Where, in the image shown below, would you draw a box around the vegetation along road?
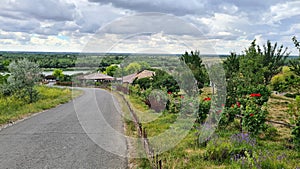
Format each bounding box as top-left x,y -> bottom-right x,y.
0,88 -> 127,169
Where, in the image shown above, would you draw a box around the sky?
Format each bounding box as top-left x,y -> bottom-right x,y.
0,0 -> 300,55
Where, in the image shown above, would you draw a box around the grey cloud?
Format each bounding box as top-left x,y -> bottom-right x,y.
4,0 -> 76,21
0,17 -> 40,33
97,13 -> 207,37
75,3 -> 125,33
88,0 -> 206,16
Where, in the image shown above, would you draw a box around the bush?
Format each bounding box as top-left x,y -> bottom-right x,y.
219,105 -> 241,128
197,100 -> 211,123
242,102 -> 269,136
233,150 -> 287,169
205,138 -> 233,163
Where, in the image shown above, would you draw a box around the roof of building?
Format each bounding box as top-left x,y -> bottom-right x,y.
83,72 -> 114,80
121,70 -> 155,83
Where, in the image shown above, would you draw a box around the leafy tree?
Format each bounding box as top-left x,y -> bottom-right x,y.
139,61 -> 150,70
290,36 -> 300,76
221,40 -> 286,130
125,62 -> 142,74
292,36 -> 300,54
180,50 -> 209,92
151,69 -> 179,93
0,74 -> 9,84
260,40 -> 289,85
105,65 -> 119,76
5,59 -> 41,103
53,69 -> 64,81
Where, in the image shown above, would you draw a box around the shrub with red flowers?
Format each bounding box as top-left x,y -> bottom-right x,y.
219,104 -> 242,128
197,100 -> 211,123
219,85 -> 270,134
242,101 -> 269,136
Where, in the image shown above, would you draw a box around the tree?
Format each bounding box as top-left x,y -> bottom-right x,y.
6,59 -> 41,103
0,74 -> 9,84
260,40 -> 289,85
290,36 -> 300,76
105,65 -> 119,76
125,62 -> 142,74
292,36 -> 300,54
180,50 -> 209,93
53,69 -> 64,81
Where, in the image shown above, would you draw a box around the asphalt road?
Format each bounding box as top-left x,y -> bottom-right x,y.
0,88 -> 127,169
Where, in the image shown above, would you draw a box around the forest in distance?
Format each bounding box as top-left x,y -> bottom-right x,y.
0,51 -> 298,71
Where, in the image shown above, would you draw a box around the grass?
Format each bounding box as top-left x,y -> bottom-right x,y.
121,87 -> 300,168
0,85 -> 82,125
112,91 -> 152,168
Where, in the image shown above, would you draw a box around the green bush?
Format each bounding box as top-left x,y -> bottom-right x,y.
242,102 -> 268,136
197,100 -> 211,123
204,138 -> 233,163
233,150 -> 287,169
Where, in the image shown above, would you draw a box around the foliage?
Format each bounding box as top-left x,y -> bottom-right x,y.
197,99 -> 211,123
3,59 -> 41,103
289,59 -> 300,76
233,150 -> 287,169
133,77 -> 152,90
219,105 -> 241,128
104,65 -> 119,76
151,69 -> 179,93
292,36 -> 300,53
98,55 -> 125,71
204,138 -> 234,163
52,68 -> 64,80
222,40 -> 283,131
0,74 -> 9,84
125,62 -> 142,74
131,68 -> 180,112
270,66 -> 300,92
242,101 -> 269,136
288,95 -> 300,150
180,50 -> 209,93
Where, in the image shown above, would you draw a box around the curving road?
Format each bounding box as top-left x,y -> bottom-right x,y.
0,88 -> 127,169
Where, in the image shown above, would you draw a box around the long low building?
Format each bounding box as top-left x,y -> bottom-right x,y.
83,72 -> 114,81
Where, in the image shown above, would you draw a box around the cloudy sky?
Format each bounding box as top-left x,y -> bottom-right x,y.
0,0 -> 300,54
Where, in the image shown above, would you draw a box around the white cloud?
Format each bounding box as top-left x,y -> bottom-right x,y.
264,1 -> 300,24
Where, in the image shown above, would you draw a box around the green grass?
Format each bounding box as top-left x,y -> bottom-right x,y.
0,85 -> 82,125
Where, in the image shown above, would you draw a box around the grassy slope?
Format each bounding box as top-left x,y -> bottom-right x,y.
0,85 -> 82,125
124,87 -> 300,168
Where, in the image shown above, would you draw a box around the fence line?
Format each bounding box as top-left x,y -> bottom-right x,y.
118,92 -> 162,169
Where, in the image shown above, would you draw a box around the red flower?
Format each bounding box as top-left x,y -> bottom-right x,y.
203,97 -> 211,101
250,93 -> 261,97
250,113 -> 254,117
221,104 -> 225,107
236,102 -> 241,108
180,95 -> 184,99
168,91 -> 172,95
